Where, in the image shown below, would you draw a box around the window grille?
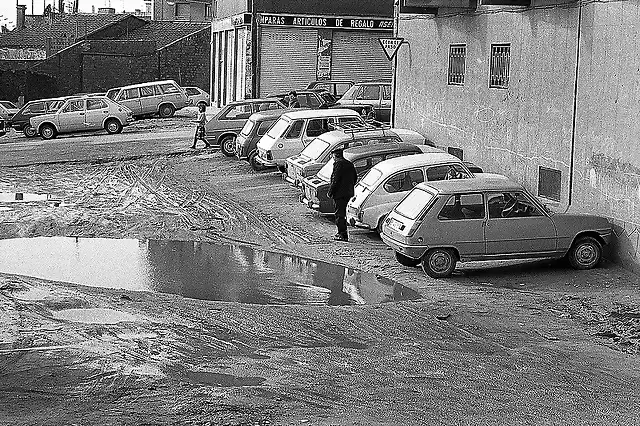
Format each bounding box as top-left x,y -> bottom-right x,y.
538,166 -> 561,202
489,44 -> 510,89
448,44 -> 466,85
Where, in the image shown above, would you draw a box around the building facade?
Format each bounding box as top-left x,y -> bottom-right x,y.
395,0 -> 640,269
211,0 -> 394,106
153,0 -> 213,22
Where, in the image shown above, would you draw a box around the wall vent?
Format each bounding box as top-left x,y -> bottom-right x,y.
538,166 -> 561,202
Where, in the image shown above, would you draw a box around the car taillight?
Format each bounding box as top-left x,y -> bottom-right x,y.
266,150 -> 273,160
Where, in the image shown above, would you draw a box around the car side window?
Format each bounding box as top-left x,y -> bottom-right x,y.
153,85 -> 163,96
360,85 -> 380,101
257,120 -> 275,135
306,119 -> 328,137
384,169 -> 425,193
438,194 -> 485,221
140,86 -> 154,98
61,100 -> 85,113
223,104 -> 252,120
370,155 -> 384,166
160,83 -> 180,94
286,120 -> 304,139
119,88 -> 140,100
87,99 -> 107,110
488,192 -> 543,219
426,164 -> 470,181
382,85 -> 392,100
26,102 -> 45,114
307,94 -> 321,108
185,88 -> 199,96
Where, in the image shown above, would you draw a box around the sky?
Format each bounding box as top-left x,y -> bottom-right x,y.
0,0 -> 148,29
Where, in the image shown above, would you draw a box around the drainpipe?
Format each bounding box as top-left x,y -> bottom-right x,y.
250,0 -> 258,97
390,0 -> 399,128
567,1 -> 583,210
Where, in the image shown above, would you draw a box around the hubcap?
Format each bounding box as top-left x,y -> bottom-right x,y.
430,251 -> 451,273
576,243 -> 597,266
224,138 -> 234,152
43,128 -> 52,138
108,122 -> 118,132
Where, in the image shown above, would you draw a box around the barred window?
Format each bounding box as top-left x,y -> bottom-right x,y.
448,44 -> 466,85
489,44 -> 510,89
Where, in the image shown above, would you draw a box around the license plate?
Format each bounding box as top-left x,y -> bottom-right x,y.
388,218 -> 404,231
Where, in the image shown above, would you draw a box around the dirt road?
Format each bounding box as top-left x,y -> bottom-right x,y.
0,121 -> 639,425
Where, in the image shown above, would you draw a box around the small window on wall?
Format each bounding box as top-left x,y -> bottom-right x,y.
175,2 -> 189,19
489,44 -> 511,89
538,166 -> 562,202
448,44 -> 466,85
204,3 -> 212,18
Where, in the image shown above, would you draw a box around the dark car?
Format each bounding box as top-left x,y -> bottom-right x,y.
305,80 -> 354,99
300,142 -> 429,215
0,118 -> 6,137
205,97 -> 286,156
235,109 -> 292,170
268,90 -> 337,109
10,97 -> 68,137
335,80 -> 392,123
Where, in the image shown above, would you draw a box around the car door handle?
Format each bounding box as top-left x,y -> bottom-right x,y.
79,113 -> 85,116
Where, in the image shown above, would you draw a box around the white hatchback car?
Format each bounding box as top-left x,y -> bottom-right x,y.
31,96 -> 134,140
184,86 -> 210,107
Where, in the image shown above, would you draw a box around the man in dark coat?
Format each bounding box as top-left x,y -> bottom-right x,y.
288,91 -> 301,108
327,148 -> 358,241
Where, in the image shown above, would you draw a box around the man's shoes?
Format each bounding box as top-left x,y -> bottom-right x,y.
332,234 -> 348,242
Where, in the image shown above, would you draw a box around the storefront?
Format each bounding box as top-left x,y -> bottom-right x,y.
211,12 -> 393,106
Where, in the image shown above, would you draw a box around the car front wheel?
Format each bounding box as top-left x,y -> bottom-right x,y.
422,248 -> 457,278
40,124 -> 57,140
567,236 -> 602,270
23,126 -> 37,138
105,118 -> 123,134
159,104 -> 175,118
219,135 -> 236,157
249,151 -> 265,171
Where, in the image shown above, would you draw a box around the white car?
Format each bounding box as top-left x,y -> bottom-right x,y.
184,86 -> 210,107
0,101 -> 19,121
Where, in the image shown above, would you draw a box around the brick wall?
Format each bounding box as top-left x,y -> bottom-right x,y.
82,53 -> 159,92
157,28 -> 210,90
30,41 -> 86,96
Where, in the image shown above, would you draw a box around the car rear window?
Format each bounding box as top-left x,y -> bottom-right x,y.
0,101 -> 17,109
159,83 -> 180,94
106,89 -> 120,100
240,119 -> 255,136
360,168 -> 383,188
185,88 -> 200,96
266,117 -> 291,139
257,119 -> 276,135
317,159 -> 333,181
300,139 -> 330,160
395,188 -> 435,220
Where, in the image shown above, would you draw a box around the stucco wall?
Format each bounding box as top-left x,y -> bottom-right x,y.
396,1 -> 640,269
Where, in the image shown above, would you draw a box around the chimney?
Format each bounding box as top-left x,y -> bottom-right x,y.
16,5 -> 27,30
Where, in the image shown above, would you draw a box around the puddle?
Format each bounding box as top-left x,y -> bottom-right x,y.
0,193 -> 62,206
0,237 -> 420,306
186,371 -> 266,387
52,308 -> 138,324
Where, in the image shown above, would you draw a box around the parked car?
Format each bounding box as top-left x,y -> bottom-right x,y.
255,109 -> 365,171
381,177 -> 613,277
105,87 -> 121,101
285,127 -> 427,188
0,118 -> 6,137
109,80 -> 190,118
235,109 -> 290,169
346,152 -> 479,233
269,89 -> 338,109
305,80 -> 354,99
335,80 -> 392,123
31,96 -> 134,140
301,142 -> 437,214
0,101 -> 19,121
184,86 -> 210,107
205,97 -> 286,156
10,97 -> 68,137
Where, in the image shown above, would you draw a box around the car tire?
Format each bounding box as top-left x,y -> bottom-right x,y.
278,165 -> 286,173
422,248 -> 457,278
395,252 -> 420,267
105,118 -> 123,134
220,135 -> 236,157
158,104 -> 175,118
249,151 -> 265,171
567,236 -> 602,270
23,126 -> 37,138
39,124 -> 57,140
376,214 -> 388,234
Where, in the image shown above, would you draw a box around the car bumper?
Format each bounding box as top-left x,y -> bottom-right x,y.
380,233 -> 427,260
347,214 -> 371,230
255,155 -> 277,167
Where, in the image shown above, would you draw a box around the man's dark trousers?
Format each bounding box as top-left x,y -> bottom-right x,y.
333,197 -> 349,238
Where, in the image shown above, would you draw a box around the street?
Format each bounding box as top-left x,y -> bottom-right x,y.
1,119 -> 639,425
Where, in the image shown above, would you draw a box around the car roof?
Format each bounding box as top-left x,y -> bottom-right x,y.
372,152 -> 462,173
229,97 -> 284,106
420,176 -> 523,194
26,97 -> 68,104
118,80 -> 178,90
344,142 -> 422,159
355,80 -> 392,85
248,109 -> 292,121
281,108 -> 359,120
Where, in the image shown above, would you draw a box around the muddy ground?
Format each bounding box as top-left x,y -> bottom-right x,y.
0,118 -> 639,425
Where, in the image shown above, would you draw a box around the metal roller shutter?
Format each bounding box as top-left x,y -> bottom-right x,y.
259,27 -> 318,96
332,31 -> 392,83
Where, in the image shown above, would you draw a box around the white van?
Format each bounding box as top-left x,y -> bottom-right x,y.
255,109 -> 364,171
108,80 -> 190,118
346,152 -> 475,233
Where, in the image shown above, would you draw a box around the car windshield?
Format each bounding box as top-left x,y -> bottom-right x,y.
359,168 -> 383,188
106,89 -> 120,100
0,101 -> 17,109
395,188 -> 435,220
240,119 -> 255,137
266,117 -> 291,139
317,159 -> 334,181
320,92 -> 336,104
300,138 -> 330,160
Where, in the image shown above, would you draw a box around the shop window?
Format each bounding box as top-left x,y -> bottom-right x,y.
448,44 -> 466,85
538,166 -> 561,202
489,44 -> 511,89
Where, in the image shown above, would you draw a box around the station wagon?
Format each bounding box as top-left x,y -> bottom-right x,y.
285,126 -> 426,188
335,81 -> 392,123
301,142 -> 433,214
381,178 -> 613,277
347,153 -> 478,233
255,109 -> 365,171
109,80 -> 189,119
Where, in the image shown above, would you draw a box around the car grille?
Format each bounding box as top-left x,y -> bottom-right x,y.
288,165 -> 299,181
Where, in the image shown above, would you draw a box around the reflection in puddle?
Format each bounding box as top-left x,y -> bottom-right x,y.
0,193 -> 48,203
52,308 -> 138,324
0,237 -> 420,306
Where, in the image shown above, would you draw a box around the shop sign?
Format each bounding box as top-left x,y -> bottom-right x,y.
231,13 -> 251,27
258,14 -> 393,31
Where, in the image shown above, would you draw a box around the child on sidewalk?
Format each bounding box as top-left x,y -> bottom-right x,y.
191,103 -> 211,149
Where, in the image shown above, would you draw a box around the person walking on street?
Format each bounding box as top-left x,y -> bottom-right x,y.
327,148 -> 358,242
191,103 -> 211,149
288,91 -> 301,108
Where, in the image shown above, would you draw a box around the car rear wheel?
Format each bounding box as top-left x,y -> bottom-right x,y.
23,125 -> 37,138
567,236 -> 602,270
105,118 -> 123,134
220,135 -> 236,157
376,214 -> 388,234
158,104 -> 175,118
249,151 -> 265,171
40,124 -> 57,140
422,248 -> 457,278
395,252 -> 420,267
